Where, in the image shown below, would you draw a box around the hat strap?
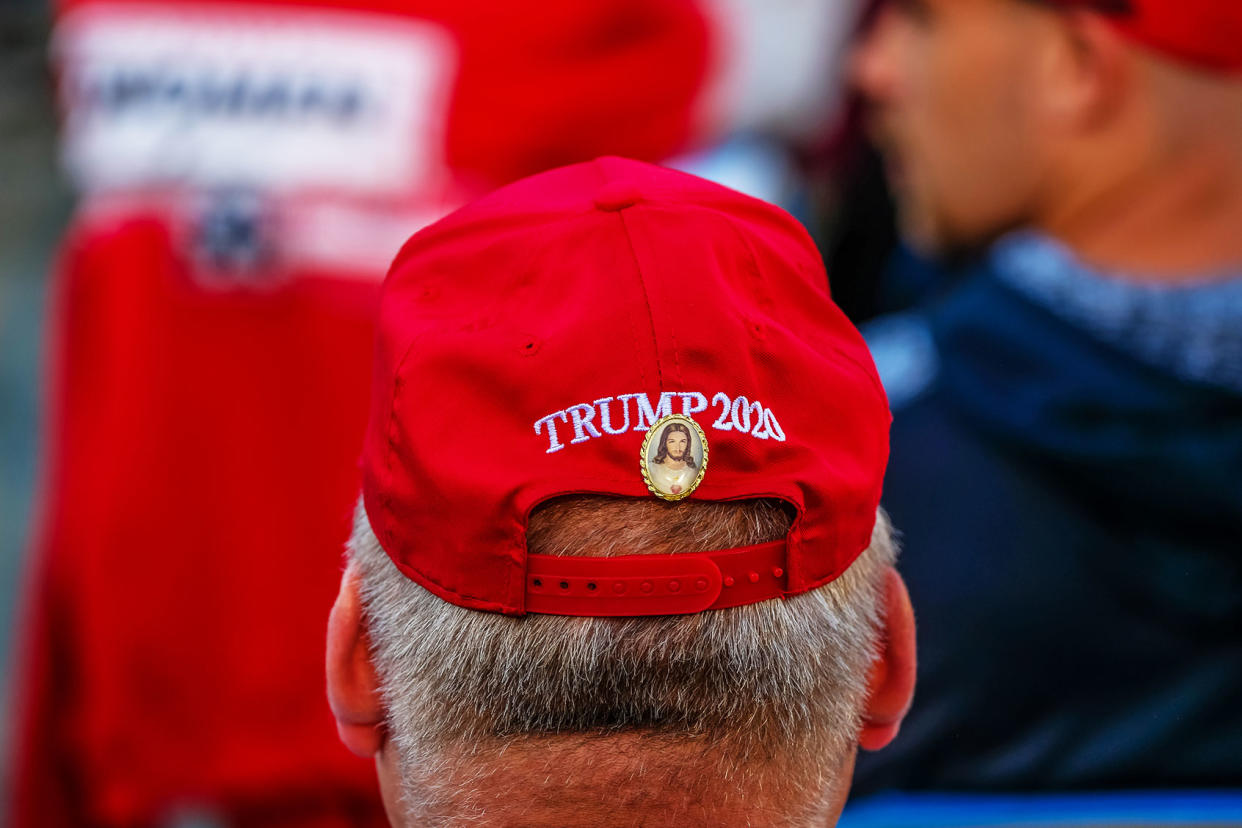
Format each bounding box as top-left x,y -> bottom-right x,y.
524,540 -> 787,616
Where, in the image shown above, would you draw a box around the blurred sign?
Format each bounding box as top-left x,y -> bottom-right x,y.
54,4 -> 456,198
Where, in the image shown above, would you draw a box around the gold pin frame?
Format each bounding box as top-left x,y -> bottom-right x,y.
640,413 -> 709,501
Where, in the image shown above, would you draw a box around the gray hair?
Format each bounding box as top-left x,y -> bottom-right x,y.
347,496 -> 897,825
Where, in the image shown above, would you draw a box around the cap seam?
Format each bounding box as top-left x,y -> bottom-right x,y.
718,212 -> 777,316
378,330 -> 428,584
821,343 -> 891,406
615,208 -> 664,391
715,211 -> 887,405
591,157 -> 651,394
623,205 -> 688,387
395,560 -> 517,614
794,530 -> 872,594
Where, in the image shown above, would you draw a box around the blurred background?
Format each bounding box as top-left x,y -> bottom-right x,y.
0,0 -> 69,781
3,0 -> 1241,825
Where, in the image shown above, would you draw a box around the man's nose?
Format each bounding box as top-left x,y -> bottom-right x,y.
849,7 -> 903,104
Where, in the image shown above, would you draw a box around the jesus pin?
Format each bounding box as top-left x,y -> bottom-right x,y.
640,414 -> 708,501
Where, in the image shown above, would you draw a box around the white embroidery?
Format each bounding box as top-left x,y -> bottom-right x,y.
762,406 -> 786,441
710,392 -> 734,431
534,392 -> 785,453
679,391 -> 709,416
567,403 -> 601,444
594,397 -> 631,435
533,410 -> 570,454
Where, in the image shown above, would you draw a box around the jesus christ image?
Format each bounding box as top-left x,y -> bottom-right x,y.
648,421 -> 699,496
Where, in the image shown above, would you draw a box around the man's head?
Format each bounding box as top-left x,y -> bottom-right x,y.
325,158 -> 913,826
853,0 -> 1242,258
331,498 -> 912,826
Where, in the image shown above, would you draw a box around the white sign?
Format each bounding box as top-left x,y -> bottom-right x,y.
55,4 -> 456,198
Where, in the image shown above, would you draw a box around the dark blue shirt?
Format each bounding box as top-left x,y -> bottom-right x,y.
854,233 -> 1242,792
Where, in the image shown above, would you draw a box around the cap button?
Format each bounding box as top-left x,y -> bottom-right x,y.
593,182 -> 642,212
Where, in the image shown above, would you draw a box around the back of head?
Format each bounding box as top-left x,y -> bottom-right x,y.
348,498 -> 897,826
327,158 -> 907,826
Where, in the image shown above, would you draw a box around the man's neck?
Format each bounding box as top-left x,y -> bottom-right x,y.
396,735 -> 851,827
1036,119 -> 1242,282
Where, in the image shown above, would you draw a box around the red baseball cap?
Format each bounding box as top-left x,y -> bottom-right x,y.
1057,0 -> 1242,72
361,156 -> 890,617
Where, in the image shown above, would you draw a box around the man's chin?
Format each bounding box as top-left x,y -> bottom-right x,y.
898,209 -> 1003,268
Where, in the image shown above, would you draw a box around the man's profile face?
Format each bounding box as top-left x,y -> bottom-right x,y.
853,0 -> 1057,255
666,430 -> 688,460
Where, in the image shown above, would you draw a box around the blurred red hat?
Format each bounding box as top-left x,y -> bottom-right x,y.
1063,0 -> 1242,72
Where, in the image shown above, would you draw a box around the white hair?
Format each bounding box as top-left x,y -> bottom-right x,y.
347,496 -> 897,825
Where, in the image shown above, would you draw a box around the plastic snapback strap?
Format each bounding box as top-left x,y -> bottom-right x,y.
524,540 -> 788,616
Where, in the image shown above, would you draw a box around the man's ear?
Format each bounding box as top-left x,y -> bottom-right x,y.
859,566 -> 917,752
1041,8 -> 1132,129
326,566 -> 386,758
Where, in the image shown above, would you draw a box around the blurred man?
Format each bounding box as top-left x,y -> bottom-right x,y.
9,2 -> 870,825
852,0 -> 1242,791
325,157 -> 915,827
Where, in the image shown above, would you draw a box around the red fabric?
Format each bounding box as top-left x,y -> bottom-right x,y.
442,0 -> 711,188
524,539 -> 790,616
13,212 -> 385,827
1060,0 -> 1242,71
1112,0 -> 1242,72
362,157 -> 890,616
12,1 -> 717,824
53,0 -> 713,189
